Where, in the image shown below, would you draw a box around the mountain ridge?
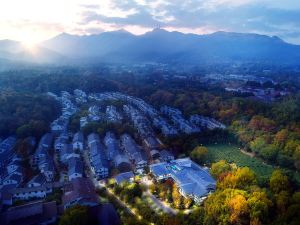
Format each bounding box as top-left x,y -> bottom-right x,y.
0,29 -> 299,65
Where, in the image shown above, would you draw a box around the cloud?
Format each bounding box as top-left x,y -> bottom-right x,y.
0,0 -> 300,44
81,0 -> 300,43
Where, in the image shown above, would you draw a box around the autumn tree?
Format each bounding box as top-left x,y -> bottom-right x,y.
247,191 -> 272,224
218,167 -> 256,190
172,184 -> 183,209
211,160 -> 232,179
229,194 -> 249,224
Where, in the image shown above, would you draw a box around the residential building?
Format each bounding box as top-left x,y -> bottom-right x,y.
159,150 -> 175,162
106,105 -> 122,123
73,131 -> 84,151
62,177 -> 99,209
121,134 -> 147,172
27,174 -> 47,187
115,172 -> 134,184
0,201 -> 58,225
89,142 -> 109,179
68,158 -> 84,181
87,133 -> 100,148
190,115 -> 226,130
150,158 -> 216,203
104,132 -> 131,172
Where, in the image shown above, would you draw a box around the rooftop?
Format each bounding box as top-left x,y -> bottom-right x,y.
150,158 -> 216,198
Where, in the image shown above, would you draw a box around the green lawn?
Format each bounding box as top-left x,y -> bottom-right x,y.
206,144 -> 274,181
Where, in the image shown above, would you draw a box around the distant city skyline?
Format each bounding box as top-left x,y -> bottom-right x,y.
1,0 -> 300,45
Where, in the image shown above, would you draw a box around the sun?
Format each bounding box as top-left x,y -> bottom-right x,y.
21,38 -> 39,53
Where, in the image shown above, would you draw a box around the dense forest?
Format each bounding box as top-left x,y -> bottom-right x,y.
0,91 -> 60,137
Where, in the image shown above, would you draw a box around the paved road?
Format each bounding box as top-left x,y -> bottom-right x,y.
145,191 -> 177,215
106,187 -> 140,218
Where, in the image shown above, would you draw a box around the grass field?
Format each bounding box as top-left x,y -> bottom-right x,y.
206,144 -> 274,181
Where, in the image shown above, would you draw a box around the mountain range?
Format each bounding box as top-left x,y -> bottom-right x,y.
0,28 -> 300,65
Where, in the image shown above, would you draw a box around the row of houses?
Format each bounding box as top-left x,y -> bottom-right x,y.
50,91 -> 78,134
88,91 -> 224,136
1,177 -> 120,225
189,115 -> 226,130
58,138 -> 85,182
87,133 -> 109,180
87,132 -> 151,179
60,91 -> 78,118
120,134 -> 147,173
0,136 -> 17,174
88,105 -> 102,122
160,106 -> 201,134
153,116 -> 178,137
8,181 -> 65,204
106,105 -> 123,123
123,104 -> 154,138
80,104 -> 123,129
103,132 -> 131,172
106,92 -> 159,118
74,89 -> 88,104
32,133 -> 56,182
0,137 -> 18,183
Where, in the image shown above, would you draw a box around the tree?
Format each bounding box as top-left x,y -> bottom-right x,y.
204,189 -> 248,225
247,191 -> 272,224
59,205 -> 89,225
293,146 -> 300,170
275,191 -> 290,213
16,124 -> 33,138
273,129 -> 289,148
218,167 -> 256,190
248,116 -> 276,132
172,184 -> 182,209
260,144 -> 278,162
283,139 -> 300,156
269,170 -> 290,194
250,137 -> 266,153
211,160 -> 232,179
234,167 -> 257,189
183,196 -> 193,209
190,146 -> 208,164
229,194 -> 249,224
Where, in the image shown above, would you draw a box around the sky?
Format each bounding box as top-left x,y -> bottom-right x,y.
0,0 -> 300,45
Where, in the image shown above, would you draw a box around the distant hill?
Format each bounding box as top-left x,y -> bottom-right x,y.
1,29 -> 300,65
0,40 -> 65,64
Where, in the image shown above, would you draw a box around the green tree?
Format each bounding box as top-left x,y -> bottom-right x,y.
293,146 -> 300,170
260,144 -> 278,162
269,170 -> 290,194
190,146 -> 208,164
250,137 -> 266,153
283,139 -> 300,156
